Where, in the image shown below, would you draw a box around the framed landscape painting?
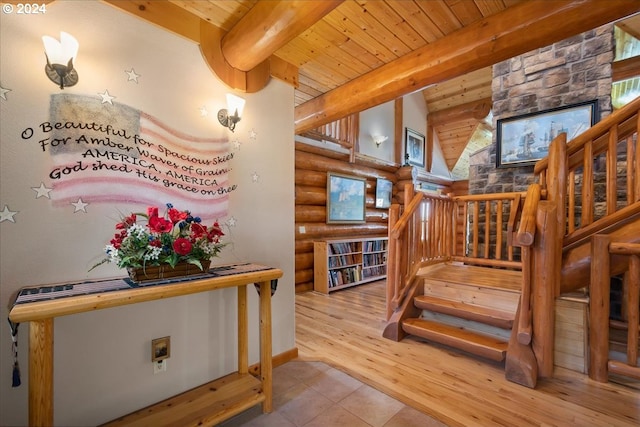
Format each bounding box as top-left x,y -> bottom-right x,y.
327,172 -> 366,224
496,100 -> 597,167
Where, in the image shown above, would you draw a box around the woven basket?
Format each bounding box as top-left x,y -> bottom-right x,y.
127,260 -> 211,283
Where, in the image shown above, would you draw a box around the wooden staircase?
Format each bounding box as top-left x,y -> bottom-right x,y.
401,263 -> 520,362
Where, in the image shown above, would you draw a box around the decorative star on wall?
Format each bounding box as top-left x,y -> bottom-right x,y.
71,198 -> 89,213
0,205 -> 18,223
31,182 -> 53,199
226,216 -> 237,228
199,106 -> 208,117
125,68 -> 141,83
99,90 -> 115,104
0,84 -> 10,101
232,139 -> 241,151
251,172 -> 260,183
249,129 -> 257,140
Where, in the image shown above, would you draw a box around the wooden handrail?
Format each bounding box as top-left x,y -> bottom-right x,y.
515,184 -> 541,247
534,96 -> 640,175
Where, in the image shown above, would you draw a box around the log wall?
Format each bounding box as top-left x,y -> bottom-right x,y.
295,141 -> 460,293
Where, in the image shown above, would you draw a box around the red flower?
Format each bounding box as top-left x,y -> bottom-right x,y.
168,208 -> 188,224
173,238 -> 192,255
190,223 -> 207,238
149,216 -> 173,233
147,206 -> 159,218
116,214 -> 136,230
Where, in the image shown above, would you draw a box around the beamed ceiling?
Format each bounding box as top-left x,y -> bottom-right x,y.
35,1 -> 640,174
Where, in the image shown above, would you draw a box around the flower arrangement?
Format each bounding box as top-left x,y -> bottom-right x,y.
93,203 -> 226,272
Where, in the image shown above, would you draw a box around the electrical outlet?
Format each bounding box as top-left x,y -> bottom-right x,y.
154,359 -> 167,374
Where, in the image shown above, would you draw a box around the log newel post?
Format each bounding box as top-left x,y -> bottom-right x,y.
589,234 -> 611,382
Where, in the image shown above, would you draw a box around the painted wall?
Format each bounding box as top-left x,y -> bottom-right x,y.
0,2 -> 295,426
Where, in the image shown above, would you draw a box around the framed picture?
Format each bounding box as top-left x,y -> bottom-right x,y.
151,336 -> 170,362
496,100 -> 598,168
327,172 -> 366,224
404,128 -> 425,167
375,178 -> 393,209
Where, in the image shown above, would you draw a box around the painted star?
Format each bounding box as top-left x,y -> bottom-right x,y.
249,129 -> 257,140
251,172 -> 260,183
232,139 -> 242,150
226,216 -> 237,228
0,85 -> 10,101
199,106 -> 208,117
125,68 -> 141,83
31,182 -> 53,199
0,205 -> 18,223
99,90 -> 115,105
71,198 -> 89,213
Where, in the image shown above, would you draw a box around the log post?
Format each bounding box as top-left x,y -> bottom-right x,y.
532,201 -> 557,378
387,204 -> 400,320
589,234 -> 611,382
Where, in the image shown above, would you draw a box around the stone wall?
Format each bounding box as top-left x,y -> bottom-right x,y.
469,24 -> 615,194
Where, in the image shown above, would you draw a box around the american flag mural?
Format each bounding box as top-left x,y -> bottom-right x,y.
44,94 -> 232,220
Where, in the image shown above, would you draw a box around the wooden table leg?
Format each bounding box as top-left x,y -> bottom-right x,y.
259,281 -> 272,413
238,285 -> 248,375
29,319 -> 54,426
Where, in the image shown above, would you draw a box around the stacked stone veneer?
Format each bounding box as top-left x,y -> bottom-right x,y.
467,24 -> 615,259
469,24 -> 614,195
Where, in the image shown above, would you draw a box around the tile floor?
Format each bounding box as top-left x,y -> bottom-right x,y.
218,360 -> 446,427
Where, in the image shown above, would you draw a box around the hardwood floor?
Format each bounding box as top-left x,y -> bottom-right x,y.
295,281 -> 640,427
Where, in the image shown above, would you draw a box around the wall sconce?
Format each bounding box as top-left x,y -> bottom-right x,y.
217,94 -> 245,132
372,135 -> 388,148
42,31 -> 79,90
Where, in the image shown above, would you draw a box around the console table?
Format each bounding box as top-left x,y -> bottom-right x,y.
8,263 -> 283,427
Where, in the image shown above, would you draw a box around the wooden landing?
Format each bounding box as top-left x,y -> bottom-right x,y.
418,262 -> 522,292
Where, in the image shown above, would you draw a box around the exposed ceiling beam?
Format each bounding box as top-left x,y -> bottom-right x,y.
613,56 -> 640,82
429,98 -> 492,126
294,0 -> 640,133
222,0 -> 343,72
103,0 -> 299,92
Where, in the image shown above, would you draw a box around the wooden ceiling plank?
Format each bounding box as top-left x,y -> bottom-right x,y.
295,0 -> 640,133
474,0 -> 514,16
390,0 -> 444,43
104,0 -> 202,43
168,0 -> 253,32
445,0 -> 483,26
356,0 -> 428,50
221,0 -> 343,72
323,7 -> 401,63
426,85 -> 493,113
298,29 -> 373,75
615,11 -> 640,40
415,0 -> 464,35
304,20 -> 384,69
430,98 -> 492,125
338,1 -> 413,57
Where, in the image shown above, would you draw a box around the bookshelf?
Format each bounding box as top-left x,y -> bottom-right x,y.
314,237 -> 388,293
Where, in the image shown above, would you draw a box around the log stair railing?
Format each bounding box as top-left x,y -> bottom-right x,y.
385,96 -> 640,388
590,236 -> 640,383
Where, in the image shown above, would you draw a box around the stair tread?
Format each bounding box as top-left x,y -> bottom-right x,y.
402,317 -> 508,362
414,295 -> 514,329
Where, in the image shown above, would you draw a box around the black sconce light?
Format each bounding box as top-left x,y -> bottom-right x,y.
217,94 -> 245,132
42,31 -> 79,90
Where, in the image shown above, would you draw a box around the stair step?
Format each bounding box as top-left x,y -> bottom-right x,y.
414,295 -> 514,329
419,264 -> 521,313
402,318 -> 508,362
